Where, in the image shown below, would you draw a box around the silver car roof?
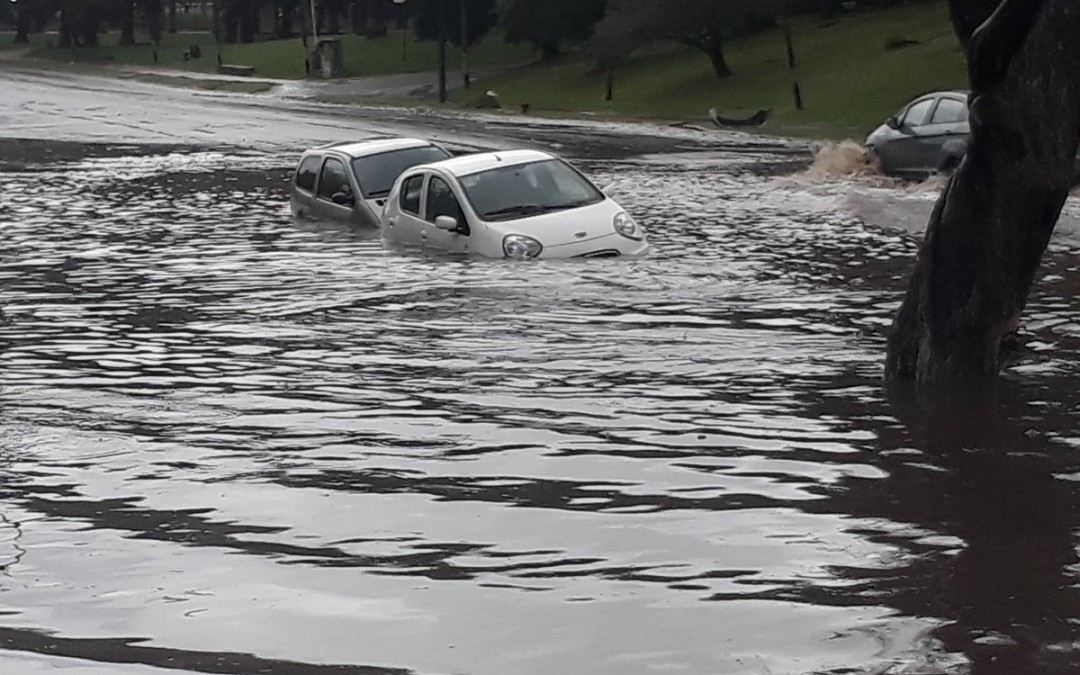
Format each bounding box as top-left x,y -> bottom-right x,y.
312,137 -> 438,160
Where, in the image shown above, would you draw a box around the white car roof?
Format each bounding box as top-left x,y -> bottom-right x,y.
317,137 -> 436,159
427,149 -> 556,177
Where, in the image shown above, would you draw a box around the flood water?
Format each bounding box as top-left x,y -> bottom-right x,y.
4,122 -> 1080,675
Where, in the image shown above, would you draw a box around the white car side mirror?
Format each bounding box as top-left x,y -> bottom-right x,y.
434,215 -> 459,231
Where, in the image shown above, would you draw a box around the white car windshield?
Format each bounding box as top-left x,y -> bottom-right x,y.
460,159 -> 604,221
352,146 -> 450,199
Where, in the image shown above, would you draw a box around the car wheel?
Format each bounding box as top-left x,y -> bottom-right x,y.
865,145 -> 884,173
940,155 -> 961,175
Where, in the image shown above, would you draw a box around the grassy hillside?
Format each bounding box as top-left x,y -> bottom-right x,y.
1,3 -> 967,138
458,3 -> 968,138
1,29 -> 534,80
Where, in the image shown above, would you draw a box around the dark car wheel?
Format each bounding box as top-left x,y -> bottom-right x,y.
940,155 -> 962,175
865,145 -> 884,173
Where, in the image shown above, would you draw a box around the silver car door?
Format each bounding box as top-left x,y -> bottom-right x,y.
290,154 -> 322,218
916,96 -> 969,172
312,156 -> 357,222
889,98 -> 936,174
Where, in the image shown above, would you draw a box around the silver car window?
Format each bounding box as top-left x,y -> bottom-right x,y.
400,175 -> 424,216
930,98 -> 967,124
352,146 -> 450,199
316,158 -> 351,201
295,156 -> 320,192
902,99 -> 935,128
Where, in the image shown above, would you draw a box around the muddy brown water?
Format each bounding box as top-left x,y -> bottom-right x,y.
3,129 -> 1080,675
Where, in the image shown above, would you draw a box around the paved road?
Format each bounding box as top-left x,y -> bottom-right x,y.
0,59 -> 811,173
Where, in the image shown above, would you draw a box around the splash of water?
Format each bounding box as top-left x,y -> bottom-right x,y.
804,140 -> 886,182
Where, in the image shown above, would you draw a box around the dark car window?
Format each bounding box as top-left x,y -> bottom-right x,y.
352,146 -> 451,199
902,99 -> 935,128
930,98 -> 967,124
400,175 -> 424,215
295,156 -> 320,192
426,176 -> 469,234
316,158 -> 351,202
459,159 -> 604,222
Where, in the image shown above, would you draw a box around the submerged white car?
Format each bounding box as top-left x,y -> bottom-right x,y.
381,150 -> 648,259
290,137 -> 451,227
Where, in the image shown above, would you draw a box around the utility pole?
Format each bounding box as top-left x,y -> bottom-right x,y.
437,0 -> 447,102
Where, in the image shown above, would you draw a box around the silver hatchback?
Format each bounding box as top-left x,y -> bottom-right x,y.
290,138 -> 452,227
865,90 -> 970,178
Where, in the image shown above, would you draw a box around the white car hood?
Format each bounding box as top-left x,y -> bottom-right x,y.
492,199 -> 622,247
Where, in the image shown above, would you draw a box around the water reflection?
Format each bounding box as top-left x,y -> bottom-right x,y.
1,144 -> 1080,674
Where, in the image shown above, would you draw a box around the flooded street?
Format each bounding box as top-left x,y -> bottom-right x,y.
3,67 -> 1080,675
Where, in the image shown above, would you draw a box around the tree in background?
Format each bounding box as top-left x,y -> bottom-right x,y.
363,0 -> 388,37
590,4 -> 647,101
58,0 -> 104,47
221,0 -> 261,43
413,0 -> 496,47
11,0 -> 41,43
496,0 -> 605,60
601,0 -> 782,78
1,1 -> 16,31
886,0 -> 1080,383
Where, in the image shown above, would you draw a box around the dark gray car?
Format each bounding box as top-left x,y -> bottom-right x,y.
865,90 -> 970,178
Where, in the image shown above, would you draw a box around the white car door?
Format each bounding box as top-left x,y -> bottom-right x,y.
423,174 -> 473,254
384,172 -> 427,247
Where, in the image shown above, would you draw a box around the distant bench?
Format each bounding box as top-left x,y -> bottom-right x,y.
217,64 -> 255,77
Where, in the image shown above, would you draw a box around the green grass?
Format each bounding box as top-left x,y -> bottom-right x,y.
2,28 -> 533,80
2,4 -> 968,138
457,3 -> 967,138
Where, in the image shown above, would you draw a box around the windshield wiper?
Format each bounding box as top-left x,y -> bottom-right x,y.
367,188 -> 392,199
544,198 -> 595,212
481,204 -> 551,220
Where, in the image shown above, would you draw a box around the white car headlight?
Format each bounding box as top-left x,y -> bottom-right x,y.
503,234 -> 543,260
613,212 -> 643,240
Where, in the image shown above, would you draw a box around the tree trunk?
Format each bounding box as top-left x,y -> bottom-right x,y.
328,5 -> 341,34
365,0 -> 386,38
538,40 -> 560,61
14,0 -> 31,43
239,0 -> 258,42
685,33 -> 730,78
79,4 -> 99,47
222,0 -> 240,43
118,0 -> 136,45
58,0 -> 73,48
350,0 -> 366,35
885,0 -> 1080,384
704,41 -> 731,78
